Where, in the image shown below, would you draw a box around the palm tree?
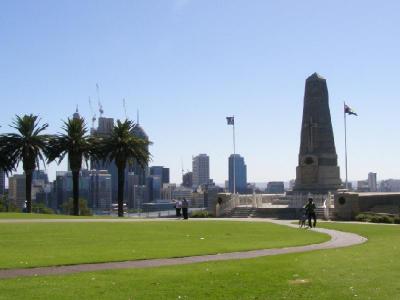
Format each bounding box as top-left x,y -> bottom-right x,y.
99,120 -> 150,217
0,115 -> 48,213
47,117 -> 94,216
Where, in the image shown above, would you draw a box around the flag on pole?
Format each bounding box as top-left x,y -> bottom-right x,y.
344,104 -> 358,116
226,116 -> 234,125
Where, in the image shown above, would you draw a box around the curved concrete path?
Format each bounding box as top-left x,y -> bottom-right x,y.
0,218 -> 367,279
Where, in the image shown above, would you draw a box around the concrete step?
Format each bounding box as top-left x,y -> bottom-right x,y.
229,207 -> 258,218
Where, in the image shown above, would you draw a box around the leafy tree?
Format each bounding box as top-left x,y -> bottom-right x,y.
98,120 -> 150,217
0,115 -> 48,213
0,194 -> 19,212
47,117 -> 95,216
61,198 -> 92,216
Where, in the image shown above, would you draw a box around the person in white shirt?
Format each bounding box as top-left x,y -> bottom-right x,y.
175,200 -> 182,218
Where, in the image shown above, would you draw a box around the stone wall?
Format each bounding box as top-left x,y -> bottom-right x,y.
334,192 -> 400,220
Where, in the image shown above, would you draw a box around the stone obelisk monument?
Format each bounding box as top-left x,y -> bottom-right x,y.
293,73 -> 341,193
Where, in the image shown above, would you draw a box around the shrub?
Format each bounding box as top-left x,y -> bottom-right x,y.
369,215 -> 393,224
32,203 -> 55,214
355,213 -> 370,222
191,210 -> 212,218
355,212 -> 397,224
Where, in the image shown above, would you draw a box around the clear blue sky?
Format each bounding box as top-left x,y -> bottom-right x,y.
1,0 -> 400,184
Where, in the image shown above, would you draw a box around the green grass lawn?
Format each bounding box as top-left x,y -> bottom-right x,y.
0,220 -> 328,269
0,212 -> 110,219
0,222 -> 398,300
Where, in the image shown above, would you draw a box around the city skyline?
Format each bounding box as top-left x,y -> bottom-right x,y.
1,1 -> 400,184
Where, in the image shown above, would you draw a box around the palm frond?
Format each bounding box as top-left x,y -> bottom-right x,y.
47,117 -> 96,171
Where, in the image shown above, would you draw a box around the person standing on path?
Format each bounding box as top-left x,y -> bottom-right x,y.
305,198 -> 317,228
182,198 -> 189,220
175,200 -> 182,218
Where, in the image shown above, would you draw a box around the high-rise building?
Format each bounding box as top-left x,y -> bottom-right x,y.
0,171 -> 5,196
150,166 -> 170,185
192,154 -> 210,188
8,174 -> 26,209
182,172 -> 193,188
8,173 -> 51,209
126,173 -> 147,209
54,171 -> 68,210
91,117 -> 119,202
228,154 -> 247,194
33,170 -> 49,183
162,168 -> 170,184
152,176 -> 162,201
89,170 -> 112,210
131,123 -> 150,186
96,117 -> 114,135
368,172 -> 378,192
145,175 -> 162,202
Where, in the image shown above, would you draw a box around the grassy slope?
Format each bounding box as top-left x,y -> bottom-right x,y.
0,221 -> 328,269
0,223 -> 398,300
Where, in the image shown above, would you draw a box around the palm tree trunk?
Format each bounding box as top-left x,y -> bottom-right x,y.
72,170 -> 80,216
117,166 -> 125,217
25,171 -> 32,213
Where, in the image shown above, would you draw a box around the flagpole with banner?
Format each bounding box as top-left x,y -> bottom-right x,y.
344,102 -> 348,189
344,102 -> 358,190
226,116 -> 236,194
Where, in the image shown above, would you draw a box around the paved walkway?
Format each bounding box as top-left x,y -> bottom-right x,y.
0,218 -> 367,279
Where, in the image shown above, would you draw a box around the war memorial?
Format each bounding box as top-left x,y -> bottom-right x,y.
216,73 -> 400,221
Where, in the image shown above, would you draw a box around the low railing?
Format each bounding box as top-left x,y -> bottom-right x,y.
216,192 -> 334,218
217,193 -> 285,216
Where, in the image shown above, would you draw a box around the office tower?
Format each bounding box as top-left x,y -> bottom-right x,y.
228,154 -> 247,194
192,154 -> 210,188
8,174 -> 26,209
150,166 -> 170,185
126,173 -> 146,209
32,170 -> 49,184
182,172 -> 193,188
145,175 -> 162,202
162,168 -> 170,184
368,172 -> 378,192
89,170 -> 112,210
130,123 -> 150,185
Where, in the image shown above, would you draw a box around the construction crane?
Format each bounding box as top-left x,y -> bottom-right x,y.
181,157 -> 184,178
96,83 -> 104,117
88,97 -> 96,128
123,98 -> 128,119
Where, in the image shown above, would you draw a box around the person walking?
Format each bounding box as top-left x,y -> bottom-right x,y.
175,200 -> 182,218
182,198 -> 189,220
305,198 -> 317,228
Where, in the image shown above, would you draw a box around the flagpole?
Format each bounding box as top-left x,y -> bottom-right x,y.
344,102 -> 348,190
232,115 -> 236,194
